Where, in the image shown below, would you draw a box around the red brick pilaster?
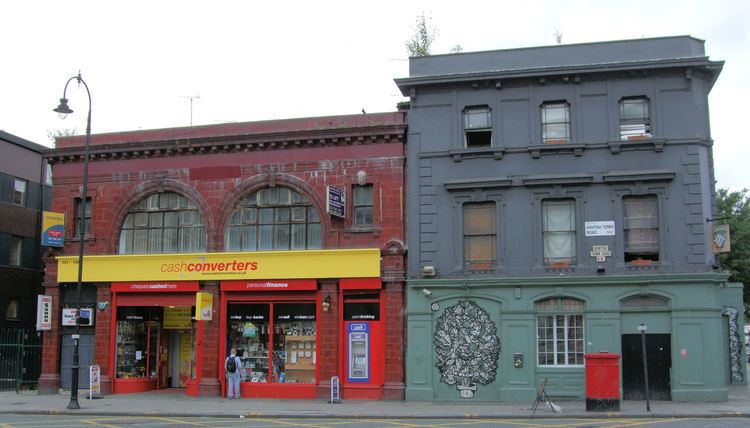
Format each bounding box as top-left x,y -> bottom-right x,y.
198,281 -> 221,396
381,241 -> 406,400
94,284 -> 113,395
38,253 -> 61,394
316,279 -> 339,399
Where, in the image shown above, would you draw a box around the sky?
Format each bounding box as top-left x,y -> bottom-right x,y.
2,0 -> 748,191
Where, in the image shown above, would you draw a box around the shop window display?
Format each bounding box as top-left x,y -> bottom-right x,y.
116,307 -> 161,379
227,303 -> 316,384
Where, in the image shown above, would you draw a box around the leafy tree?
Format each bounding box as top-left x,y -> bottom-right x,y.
405,13 -> 437,57
716,188 -> 750,311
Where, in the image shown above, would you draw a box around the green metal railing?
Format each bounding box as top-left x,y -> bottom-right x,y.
0,328 -> 42,393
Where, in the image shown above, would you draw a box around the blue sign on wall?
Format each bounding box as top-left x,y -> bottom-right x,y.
326,186 -> 346,218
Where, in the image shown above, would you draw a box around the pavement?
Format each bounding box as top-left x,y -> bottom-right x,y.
0,385 -> 749,419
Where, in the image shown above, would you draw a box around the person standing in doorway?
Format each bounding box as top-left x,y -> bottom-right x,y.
226,348 -> 242,399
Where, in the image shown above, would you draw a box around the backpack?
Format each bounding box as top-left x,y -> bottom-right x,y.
226,356 -> 237,373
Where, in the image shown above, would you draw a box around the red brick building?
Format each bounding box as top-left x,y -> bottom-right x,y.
40,113 -> 406,400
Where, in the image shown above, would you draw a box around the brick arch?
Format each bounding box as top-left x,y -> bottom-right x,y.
108,179 -> 213,253
216,172 -> 331,250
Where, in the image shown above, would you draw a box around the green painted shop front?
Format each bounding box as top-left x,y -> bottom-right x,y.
405,274 -> 745,402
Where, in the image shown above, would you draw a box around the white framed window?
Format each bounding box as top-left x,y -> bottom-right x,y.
542,199 -> 576,265
9,236 -> 22,266
13,178 -> 27,206
225,187 -> 321,251
463,106 -> 492,148
536,297 -> 584,366
541,101 -> 570,144
353,184 -> 373,227
619,97 -> 652,140
463,202 -> 496,270
119,192 -> 205,254
623,195 -> 659,262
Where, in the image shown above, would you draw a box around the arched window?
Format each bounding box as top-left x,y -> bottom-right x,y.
118,192 -> 205,254
536,297 -> 584,367
225,187 -> 322,251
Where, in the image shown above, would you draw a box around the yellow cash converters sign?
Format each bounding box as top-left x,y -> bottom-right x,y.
56,248 -> 380,282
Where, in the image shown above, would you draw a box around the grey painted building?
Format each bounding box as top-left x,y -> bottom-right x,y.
395,36 -> 744,403
0,131 -> 51,330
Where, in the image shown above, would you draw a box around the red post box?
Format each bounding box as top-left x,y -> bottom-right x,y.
585,352 -> 621,411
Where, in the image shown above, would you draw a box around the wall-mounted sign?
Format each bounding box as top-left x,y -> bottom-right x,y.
58,249 -> 379,282
41,211 -> 65,247
326,185 -> 346,218
36,295 -> 52,331
590,245 -> 612,262
164,306 -> 192,329
195,292 -> 213,321
62,308 -> 93,326
712,224 -> 731,253
111,281 -> 200,292
220,279 -> 317,291
585,221 -> 616,236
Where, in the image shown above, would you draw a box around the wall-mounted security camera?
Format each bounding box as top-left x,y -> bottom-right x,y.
422,288 -> 432,297
421,265 -> 436,277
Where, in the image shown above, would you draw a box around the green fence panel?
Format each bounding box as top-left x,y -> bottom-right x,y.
0,328 -> 42,392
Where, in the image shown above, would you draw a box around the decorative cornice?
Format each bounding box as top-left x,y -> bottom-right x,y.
602,170 -> 675,183
522,173 -> 594,187
44,124 -> 406,165
444,177 -> 512,191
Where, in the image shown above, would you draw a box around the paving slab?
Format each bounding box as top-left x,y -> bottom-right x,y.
0,385 -> 749,419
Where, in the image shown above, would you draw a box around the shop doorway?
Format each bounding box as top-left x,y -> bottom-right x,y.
621,334 -> 672,400
157,329 -> 195,388
60,334 -> 95,390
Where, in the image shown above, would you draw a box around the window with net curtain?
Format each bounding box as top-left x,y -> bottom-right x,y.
118,192 -> 206,254
536,297 -> 584,366
542,199 -> 576,265
463,202 -> 496,270
225,187 -> 322,251
623,195 -> 659,262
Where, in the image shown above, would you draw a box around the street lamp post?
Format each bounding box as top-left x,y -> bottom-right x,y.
53,73 -> 92,410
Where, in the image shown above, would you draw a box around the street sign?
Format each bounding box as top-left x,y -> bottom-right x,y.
590,245 -> 612,262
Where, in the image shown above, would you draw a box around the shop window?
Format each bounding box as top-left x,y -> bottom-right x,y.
623,195 -> 659,263
5,299 -> 19,320
620,97 -> 652,140
227,302 -> 316,384
13,178 -> 27,206
463,202 -> 496,270
463,106 -> 492,148
542,199 -> 576,266
74,197 -> 92,237
118,192 -> 205,254
536,297 -> 584,367
115,307 -> 165,380
9,236 -> 22,266
225,187 -> 322,251
541,101 -> 570,144
353,184 -> 373,227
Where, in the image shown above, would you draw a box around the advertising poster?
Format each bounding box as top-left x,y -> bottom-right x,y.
41,211 -> 65,247
163,307 -> 192,329
179,333 -> 192,387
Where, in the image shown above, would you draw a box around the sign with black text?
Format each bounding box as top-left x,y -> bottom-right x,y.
326,186 -> 346,218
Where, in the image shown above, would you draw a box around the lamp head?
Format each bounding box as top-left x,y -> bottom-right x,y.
321,295 -> 331,312
53,98 -> 74,119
